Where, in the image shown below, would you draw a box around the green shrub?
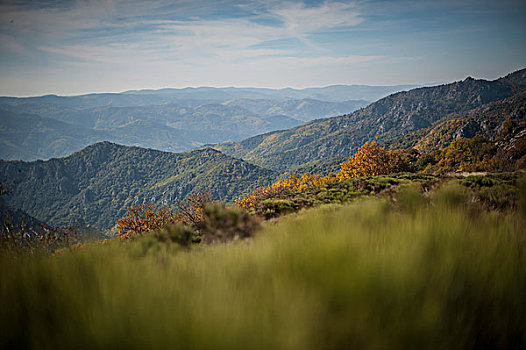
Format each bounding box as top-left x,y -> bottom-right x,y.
130,223 -> 197,256
198,203 -> 261,243
260,199 -> 298,218
459,172 -> 525,209
392,183 -> 425,213
460,175 -> 494,187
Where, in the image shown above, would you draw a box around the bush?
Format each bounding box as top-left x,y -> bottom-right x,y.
260,199 -> 298,218
116,203 -> 180,238
198,203 -> 261,244
459,173 -> 525,210
130,223 -> 197,257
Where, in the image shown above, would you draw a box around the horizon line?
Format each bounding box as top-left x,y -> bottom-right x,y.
0,81 -> 450,99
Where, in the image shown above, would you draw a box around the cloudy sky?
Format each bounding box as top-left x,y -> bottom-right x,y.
0,0 -> 525,96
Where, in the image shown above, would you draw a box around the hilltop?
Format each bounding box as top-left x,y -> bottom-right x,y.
0,142 -> 276,230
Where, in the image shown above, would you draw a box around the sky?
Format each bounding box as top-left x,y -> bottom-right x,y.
0,0 -> 525,96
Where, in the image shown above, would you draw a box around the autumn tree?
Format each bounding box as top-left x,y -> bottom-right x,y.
423,136 -> 498,174
116,203 -> 179,238
338,141 -> 392,180
176,191 -> 214,225
116,191 -> 215,238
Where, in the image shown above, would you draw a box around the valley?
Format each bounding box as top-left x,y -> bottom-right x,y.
0,84 -> 419,161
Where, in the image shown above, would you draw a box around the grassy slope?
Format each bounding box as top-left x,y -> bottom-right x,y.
1,178 -> 525,348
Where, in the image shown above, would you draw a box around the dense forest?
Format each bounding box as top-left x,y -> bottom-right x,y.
0,143 -> 276,230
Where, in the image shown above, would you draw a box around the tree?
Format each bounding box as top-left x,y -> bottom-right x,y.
338,141 -> 392,180
116,203 -> 179,238
429,136 -> 497,173
116,191 -> 215,238
176,191 -> 214,225
388,149 -> 419,173
235,173 -> 334,211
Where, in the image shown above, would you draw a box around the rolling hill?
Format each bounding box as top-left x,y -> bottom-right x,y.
0,142 -> 277,230
0,102 -> 302,161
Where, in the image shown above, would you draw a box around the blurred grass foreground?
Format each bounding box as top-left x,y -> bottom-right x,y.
1,182 -> 525,348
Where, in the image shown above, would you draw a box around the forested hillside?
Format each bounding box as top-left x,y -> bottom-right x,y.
387,90 -> 526,152
214,69 -> 526,171
0,142 -> 276,229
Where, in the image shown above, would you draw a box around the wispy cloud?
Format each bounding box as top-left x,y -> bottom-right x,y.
272,1 -> 363,32
0,33 -> 28,54
1,0 -> 524,95
0,0 -> 366,64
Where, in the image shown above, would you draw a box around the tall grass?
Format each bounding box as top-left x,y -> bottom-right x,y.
1,183 -> 525,349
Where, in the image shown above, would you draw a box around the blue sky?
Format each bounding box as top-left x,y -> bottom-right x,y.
0,0 -> 525,96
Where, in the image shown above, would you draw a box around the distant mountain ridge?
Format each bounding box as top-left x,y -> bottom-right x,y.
0,196 -> 48,236
213,69 -> 526,172
0,83 -> 424,161
0,143 -> 277,229
122,84 -> 418,102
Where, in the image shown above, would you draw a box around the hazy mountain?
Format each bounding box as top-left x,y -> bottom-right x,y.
271,84 -> 419,102
122,84 -> 418,103
0,108 -> 113,161
0,142 -> 277,230
213,69 -> 526,172
221,98 -> 368,122
0,85 -> 400,160
0,101 -> 305,161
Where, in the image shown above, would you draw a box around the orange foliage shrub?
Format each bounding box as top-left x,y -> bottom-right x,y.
235,172 -> 335,210
337,141 -> 418,180
176,191 -> 214,225
116,203 -> 180,238
237,142 -> 418,211
273,172 -> 335,192
116,191 -> 214,238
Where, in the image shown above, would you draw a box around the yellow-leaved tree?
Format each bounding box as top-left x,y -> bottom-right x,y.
116,203 -> 178,238
337,141 -> 392,180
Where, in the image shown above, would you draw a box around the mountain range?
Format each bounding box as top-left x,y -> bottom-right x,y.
1,69 -> 525,232
213,69 -> 526,172
0,84 -> 418,161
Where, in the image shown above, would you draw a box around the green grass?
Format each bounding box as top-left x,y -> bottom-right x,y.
1,183 -> 525,348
